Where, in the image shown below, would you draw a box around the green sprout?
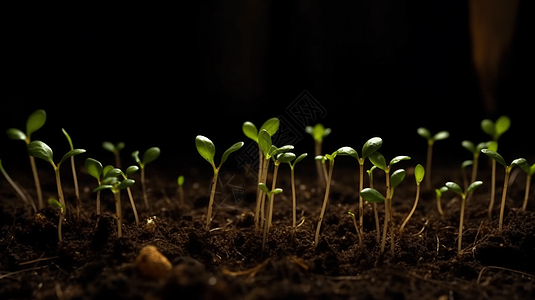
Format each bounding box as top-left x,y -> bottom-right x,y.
132,147 -> 161,211
0,158 -> 36,212
461,160 -> 473,190
103,141 -> 125,168
48,197 -> 66,243
62,128 -> 82,220
94,166 -> 136,238
335,137 -> 382,238
347,211 -> 364,251
367,165 -> 381,243
444,181 -> 483,256
417,128 -> 449,190
121,165 -> 140,226
177,175 -> 185,207
314,147 -> 355,247
517,161 -> 535,211
195,135 -> 244,231
6,109 -> 46,209
85,158 -> 103,215
461,140 -> 490,183
305,123 -> 331,188
481,115 -> 511,142
258,183 -> 283,252
434,186 -> 448,216
267,150 -> 296,230
27,140 -> 86,222
281,153 -> 307,238
481,149 -> 526,234
399,164 -> 425,234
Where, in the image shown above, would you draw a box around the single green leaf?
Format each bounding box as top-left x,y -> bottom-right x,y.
26,109 -> 46,137
242,122 -> 258,142
103,141 -> 116,153
315,155 -> 325,161
195,135 -> 216,166
414,164 -> 425,184
369,152 -> 386,171
461,140 -> 475,153
467,181 -> 483,193
48,197 -> 65,214
101,177 -> 118,185
220,141 -> 244,167
84,158 -> 103,180
360,188 -> 385,203
294,153 -> 308,165
445,182 -> 462,195
272,145 -> 294,158
131,151 -> 141,165
271,188 -> 283,194
118,178 -> 135,190
62,128 -> 74,150
6,128 -> 26,141
495,116 -> 511,138
277,152 -> 296,163
27,140 -> 54,163
487,141 -> 498,152
260,118 -> 280,136
103,168 -> 122,179
336,146 -> 359,160
362,137 -> 382,159
59,149 -> 86,165
258,129 -> 272,155
461,160 -> 473,170
481,149 -> 506,167
142,147 -> 160,165
417,127 -> 431,140
433,131 -> 450,141
102,165 -> 115,177
258,183 -> 270,195
307,123 -> 330,142
435,187 -> 445,197
511,158 -> 527,168
178,175 -> 185,186
481,119 -> 495,136
390,156 -> 411,167
125,165 -> 139,176
116,142 -> 125,151
390,169 -> 406,190
94,185 -> 114,193
475,142 -> 490,152
530,164 -> 535,176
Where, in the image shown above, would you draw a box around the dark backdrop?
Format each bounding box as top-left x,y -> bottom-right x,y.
1,1 -> 533,176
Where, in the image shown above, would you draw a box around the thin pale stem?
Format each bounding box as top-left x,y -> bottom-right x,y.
178,185 -> 184,207
114,190 -> 122,238
254,148 -> 264,231
471,153 -> 479,183
350,214 -> 364,251
1,164 -> 36,212
96,190 -> 101,215
315,160 -> 334,247
29,156 -> 43,210
488,160 -> 496,219
425,142 -> 433,190
267,164 -> 279,230
399,184 -> 420,233
369,172 -> 381,243
205,171 -> 219,231
141,167 -> 149,210
126,187 -> 139,226
436,195 -> 444,215
522,174 -> 532,211
70,156 -> 81,220
58,211 -> 64,243
498,168 -> 511,234
458,196 -> 466,255
315,141 -> 326,188
291,167 -> 297,238
358,162 -> 364,238
114,152 -> 121,169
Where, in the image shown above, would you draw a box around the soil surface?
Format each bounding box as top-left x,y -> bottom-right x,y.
1,162 -> 535,299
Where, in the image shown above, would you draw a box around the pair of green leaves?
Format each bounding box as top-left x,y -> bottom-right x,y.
360,169 -> 407,203
242,118 -> 279,143
417,128 -> 450,144
48,197 -> 65,215
103,142 -> 125,154
132,147 -> 160,168
258,183 -> 283,196
481,149 -> 526,171
195,136 -> 244,171
6,109 -> 47,143
462,140 -> 490,155
305,123 -> 331,142
368,152 -> 411,172
28,140 -> 86,169
481,116 -> 510,140
445,181 -> 483,198
281,153 -> 307,169
335,137 -> 383,164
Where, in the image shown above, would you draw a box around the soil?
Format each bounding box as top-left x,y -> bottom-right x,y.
1,162 -> 535,300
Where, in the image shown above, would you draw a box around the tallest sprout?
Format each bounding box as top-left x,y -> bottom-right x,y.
417,128 -> 449,190
6,109 -> 47,210
62,128 -> 81,220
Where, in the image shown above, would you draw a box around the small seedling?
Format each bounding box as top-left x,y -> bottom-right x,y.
121,165 -> 140,226
132,147 -> 161,210
177,175 -> 185,207
305,123 -> 331,187
281,153 -> 307,238
62,128 -> 82,220
27,140 -> 86,220
481,115 -> 511,142
348,211 -> 364,251
367,166 -> 381,243
258,183 -> 283,252
399,164 -> 425,233
434,186 -> 448,216
195,135 -> 244,230
48,197 -> 66,242
268,151 -> 297,230
444,181 -> 483,255
85,158 -> 104,215
6,109 -> 46,209
0,158 -> 36,212
103,141 -> 125,168
417,128 -> 449,190
94,167 -> 136,238
461,140 -> 490,183
517,161 -> 535,211
481,149 -> 526,234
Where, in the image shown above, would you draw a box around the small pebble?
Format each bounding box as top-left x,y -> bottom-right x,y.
135,245 -> 172,280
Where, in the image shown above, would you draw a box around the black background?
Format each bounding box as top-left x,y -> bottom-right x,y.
1,1 -> 533,177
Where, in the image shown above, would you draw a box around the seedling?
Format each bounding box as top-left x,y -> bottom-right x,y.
481,149 -> 526,234
177,175 -> 185,207
132,147 -> 161,210
305,123 -> 331,187
94,167 -> 136,238
6,109 -> 46,209
258,183 -> 283,252
48,197 -> 66,242
335,137 -> 383,237
121,165 -> 140,226
62,128 -> 82,220
444,181 -> 483,255
103,141 -> 125,168
195,135 -> 244,230
434,186 -> 448,216
0,158 -> 36,212
417,128 -> 449,190
280,153 -> 307,238
399,164 -> 425,233
85,158 -> 103,215
348,211 -> 364,251
367,166 -> 381,243
481,115 -> 511,142
517,161 -> 535,211
314,147 -> 356,247
265,149 -> 295,230
461,140 -> 490,183
27,140 -> 86,221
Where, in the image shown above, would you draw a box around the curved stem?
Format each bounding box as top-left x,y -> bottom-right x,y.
436,195 -> 444,216
127,187 -> 139,226
399,184 -> 420,233
70,156 -> 81,220
291,167 -> 297,238
1,163 -> 36,212
522,174 -> 532,211
315,160 -> 334,247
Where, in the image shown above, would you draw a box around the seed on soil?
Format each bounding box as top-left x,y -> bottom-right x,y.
135,245 -> 172,280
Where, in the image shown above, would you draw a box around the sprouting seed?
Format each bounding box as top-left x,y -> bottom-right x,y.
417,127 -> 449,190
399,164 -> 425,234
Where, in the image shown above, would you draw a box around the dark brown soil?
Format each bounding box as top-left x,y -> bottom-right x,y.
2,163 -> 535,299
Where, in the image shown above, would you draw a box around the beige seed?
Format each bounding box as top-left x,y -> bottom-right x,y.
135,245 -> 172,280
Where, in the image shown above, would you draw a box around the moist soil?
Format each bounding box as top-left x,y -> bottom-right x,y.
1,163 -> 535,300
